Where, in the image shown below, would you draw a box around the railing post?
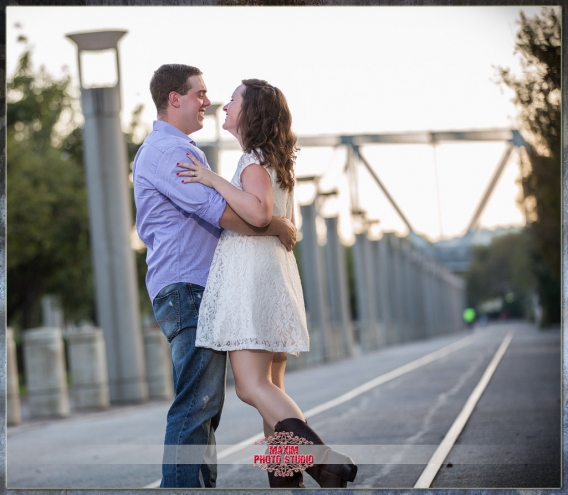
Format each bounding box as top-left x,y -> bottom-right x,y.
299,200 -> 330,363
23,327 -> 70,418
324,216 -> 354,359
7,327 -> 21,426
68,326 -> 110,410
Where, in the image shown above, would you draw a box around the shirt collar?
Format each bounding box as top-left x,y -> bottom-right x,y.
153,120 -> 197,146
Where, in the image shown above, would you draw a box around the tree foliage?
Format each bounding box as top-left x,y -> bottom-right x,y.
7,40 -> 93,329
7,39 -> 150,329
496,8 -> 560,326
466,232 -> 535,319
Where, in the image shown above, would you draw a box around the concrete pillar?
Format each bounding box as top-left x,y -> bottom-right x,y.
384,234 -> 403,344
80,86 -> 148,403
377,237 -> 394,345
41,294 -> 64,329
438,271 -> 445,335
201,144 -> 219,175
401,242 -> 417,341
370,239 -> 388,348
324,216 -> 354,359
353,233 -> 380,350
23,327 -> 70,418
423,258 -> 434,337
409,246 -> 426,340
68,326 -> 110,409
421,261 -> 434,338
144,329 -> 174,400
395,237 -> 410,341
7,327 -> 21,426
299,200 -> 329,363
411,250 -> 424,339
459,276 -> 467,330
445,274 -> 454,333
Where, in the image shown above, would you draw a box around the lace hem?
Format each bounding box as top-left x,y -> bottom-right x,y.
195,336 -> 308,356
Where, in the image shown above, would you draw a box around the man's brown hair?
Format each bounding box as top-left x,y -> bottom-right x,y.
150,64 -> 202,115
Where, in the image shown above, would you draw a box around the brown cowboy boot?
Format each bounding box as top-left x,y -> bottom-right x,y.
264,446 -> 305,488
274,418 -> 357,488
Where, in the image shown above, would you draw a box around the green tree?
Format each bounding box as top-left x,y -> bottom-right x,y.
466,232 -> 535,319
7,39 -> 151,329
496,7 -> 561,326
7,39 -> 93,329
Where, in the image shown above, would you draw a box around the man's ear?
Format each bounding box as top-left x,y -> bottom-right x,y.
168,91 -> 181,109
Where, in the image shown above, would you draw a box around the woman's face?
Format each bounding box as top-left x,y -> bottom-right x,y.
222,84 -> 245,137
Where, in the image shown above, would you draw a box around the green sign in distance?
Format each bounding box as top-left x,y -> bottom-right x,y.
463,308 -> 476,323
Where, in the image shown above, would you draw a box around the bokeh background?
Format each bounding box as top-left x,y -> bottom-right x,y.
5,4 -> 561,366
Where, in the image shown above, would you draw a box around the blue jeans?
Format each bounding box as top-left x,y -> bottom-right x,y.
152,282 -> 227,488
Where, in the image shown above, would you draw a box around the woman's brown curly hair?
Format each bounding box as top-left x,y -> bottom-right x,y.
237,79 -> 298,192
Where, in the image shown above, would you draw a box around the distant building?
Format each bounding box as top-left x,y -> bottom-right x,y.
429,226 -> 524,274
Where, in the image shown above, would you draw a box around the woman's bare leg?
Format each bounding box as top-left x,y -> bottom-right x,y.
263,352 -> 288,437
230,349 -> 304,430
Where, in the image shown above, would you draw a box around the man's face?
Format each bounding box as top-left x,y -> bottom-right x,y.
177,75 -> 211,135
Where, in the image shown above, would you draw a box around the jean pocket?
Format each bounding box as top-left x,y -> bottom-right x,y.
188,284 -> 205,317
153,289 -> 181,342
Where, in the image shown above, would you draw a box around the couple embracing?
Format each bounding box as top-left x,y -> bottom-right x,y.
133,64 -> 357,489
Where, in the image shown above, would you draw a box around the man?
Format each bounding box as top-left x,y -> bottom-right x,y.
132,64 -> 296,488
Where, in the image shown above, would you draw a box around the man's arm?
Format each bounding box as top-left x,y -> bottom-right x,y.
219,205 -> 297,251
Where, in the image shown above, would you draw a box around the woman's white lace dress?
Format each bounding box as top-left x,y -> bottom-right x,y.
195,152 -> 309,355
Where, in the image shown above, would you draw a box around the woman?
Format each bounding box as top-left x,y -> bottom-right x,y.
177,79 -> 357,489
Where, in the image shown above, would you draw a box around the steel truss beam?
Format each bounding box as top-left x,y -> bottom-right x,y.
198,128 -> 529,236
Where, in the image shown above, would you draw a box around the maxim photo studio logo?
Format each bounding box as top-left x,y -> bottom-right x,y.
253,431 -> 314,477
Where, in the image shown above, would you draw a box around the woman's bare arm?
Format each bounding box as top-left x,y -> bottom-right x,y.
177,154 -> 273,227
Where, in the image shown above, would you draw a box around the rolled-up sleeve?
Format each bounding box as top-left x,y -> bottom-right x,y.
153,144 -> 226,229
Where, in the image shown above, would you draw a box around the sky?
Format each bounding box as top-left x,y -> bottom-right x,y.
6,5 -> 549,243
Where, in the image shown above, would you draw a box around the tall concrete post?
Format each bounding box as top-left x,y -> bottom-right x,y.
370,239 -> 388,348
421,260 -> 434,338
377,237 -> 394,345
392,236 -> 408,342
353,233 -> 380,350
414,251 -> 427,339
433,265 -> 443,336
406,244 -> 424,341
299,200 -> 329,362
200,104 -> 222,174
324,216 -> 354,358
384,234 -> 402,343
401,242 -> 415,341
67,31 -> 147,403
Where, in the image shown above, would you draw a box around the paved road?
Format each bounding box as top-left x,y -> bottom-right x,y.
6,321 -> 561,491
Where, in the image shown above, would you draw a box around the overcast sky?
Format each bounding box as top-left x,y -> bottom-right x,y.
7,5 -> 549,242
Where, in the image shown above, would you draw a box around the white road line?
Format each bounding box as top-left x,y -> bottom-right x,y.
144,333 -> 477,488
302,333 -> 475,420
413,330 -> 515,489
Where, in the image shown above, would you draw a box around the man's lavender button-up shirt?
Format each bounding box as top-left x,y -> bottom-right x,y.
133,120 -> 227,301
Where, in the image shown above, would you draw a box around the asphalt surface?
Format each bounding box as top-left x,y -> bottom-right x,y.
6,320 -> 561,491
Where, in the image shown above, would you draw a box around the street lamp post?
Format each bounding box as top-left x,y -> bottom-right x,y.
66,30 -> 147,403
